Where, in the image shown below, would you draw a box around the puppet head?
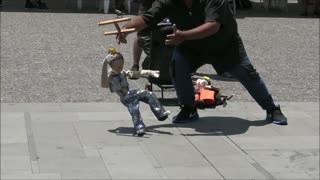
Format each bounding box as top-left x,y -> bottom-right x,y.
105,48 -> 124,74
101,48 -> 125,88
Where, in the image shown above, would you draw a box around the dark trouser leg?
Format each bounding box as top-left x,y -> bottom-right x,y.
222,55 -> 276,111
171,48 -> 196,107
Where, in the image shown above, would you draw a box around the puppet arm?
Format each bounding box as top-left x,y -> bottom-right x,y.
125,70 -> 160,79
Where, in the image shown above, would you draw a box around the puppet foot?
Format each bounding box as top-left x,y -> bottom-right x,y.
158,110 -> 171,121
134,121 -> 146,135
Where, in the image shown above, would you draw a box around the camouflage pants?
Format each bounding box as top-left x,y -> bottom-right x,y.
120,89 -> 166,124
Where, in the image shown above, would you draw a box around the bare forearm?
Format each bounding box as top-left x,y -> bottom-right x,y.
123,16 -> 147,32
181,22 -> 220,40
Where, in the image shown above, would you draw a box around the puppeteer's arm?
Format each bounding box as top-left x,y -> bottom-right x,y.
125,70 -> 160,79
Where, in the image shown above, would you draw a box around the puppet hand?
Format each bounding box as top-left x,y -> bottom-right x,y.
150,70 -> 160,78
125,70 -> 141,79
140,70 -> 159,78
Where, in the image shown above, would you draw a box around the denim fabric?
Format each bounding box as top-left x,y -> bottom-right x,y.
171,48 -> 276,111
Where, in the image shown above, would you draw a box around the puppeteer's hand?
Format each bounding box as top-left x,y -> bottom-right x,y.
116,32 -> 128,44
165,24 -> 184,46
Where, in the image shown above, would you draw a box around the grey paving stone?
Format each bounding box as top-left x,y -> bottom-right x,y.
1,103 -> 62,112
0,172 -> 61,180
1,112 -> 28,144
1,143 -> 29,157
99,146 -> 161,179
162,166 -> 223,179
73,121 -> 139,146
229,136 -> 319,150
245,149 -> 319,179
0,102 -> 319,179
1,156 -> 32,173
38,157 -> 110,179
32,121 -> 85,158
141,136 -> 213,167
30,112 -> 79,122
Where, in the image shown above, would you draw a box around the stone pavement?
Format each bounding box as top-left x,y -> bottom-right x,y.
1,102 -> 319,179
1,2 -> 319,180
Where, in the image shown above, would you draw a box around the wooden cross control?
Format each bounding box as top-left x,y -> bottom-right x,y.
98,17 -> 136,36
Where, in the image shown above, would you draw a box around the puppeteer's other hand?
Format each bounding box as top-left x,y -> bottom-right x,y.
165,24 -> 184,46
116,32 -> 128,44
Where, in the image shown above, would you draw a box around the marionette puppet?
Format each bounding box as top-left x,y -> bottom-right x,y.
101,48 -> 170,136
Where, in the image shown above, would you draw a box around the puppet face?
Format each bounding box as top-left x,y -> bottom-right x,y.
109,57 -> 124,74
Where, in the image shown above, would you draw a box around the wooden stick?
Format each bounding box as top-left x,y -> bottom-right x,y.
98,17 -> 131,26
104,28 -> 136,36
113,23 -> 121,33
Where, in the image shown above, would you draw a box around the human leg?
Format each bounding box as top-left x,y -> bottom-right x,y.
131,34 -> 143,71
171,47 -> 200,123
212,64 -> 234,78
36,0 -> 49,10
222,55 -> 287,125
25,0 -> 37,8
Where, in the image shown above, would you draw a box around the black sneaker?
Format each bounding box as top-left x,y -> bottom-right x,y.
25,1 -> 37,9
37,1 -> 49,11
158,110 -> 171,121
172,106 -> 199,123
266,105 -> 288,125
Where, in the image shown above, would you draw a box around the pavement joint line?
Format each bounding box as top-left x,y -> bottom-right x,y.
223,136 -> 276,180
72,121 -> 86,157
24,112 -> 40,174
137,140 -> 169,179
178,128 -> 226,180
97,148 -> 112,179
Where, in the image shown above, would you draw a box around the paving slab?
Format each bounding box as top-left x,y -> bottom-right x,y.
2,102 -> 318,179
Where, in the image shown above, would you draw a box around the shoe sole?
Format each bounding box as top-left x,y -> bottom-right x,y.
158,111 -> 171,121
266,115 -> 288,125
136,128 -> 145,136
172,113 -> 199,124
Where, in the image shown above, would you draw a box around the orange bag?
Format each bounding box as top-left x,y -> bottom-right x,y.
194,88 -> 215,106
199,88 -> 215,105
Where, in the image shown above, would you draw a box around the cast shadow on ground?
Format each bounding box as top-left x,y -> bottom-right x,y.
108,116 -> 271,137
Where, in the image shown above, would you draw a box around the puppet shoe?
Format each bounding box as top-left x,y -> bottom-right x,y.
158,110 -> 171,121
134,121 -> 146,135
266,105 -> 288,125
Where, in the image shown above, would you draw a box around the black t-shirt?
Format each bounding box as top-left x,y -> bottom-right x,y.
142,0 -> 246,65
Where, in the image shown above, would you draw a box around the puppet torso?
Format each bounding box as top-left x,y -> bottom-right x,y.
109,71 -> 129,97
